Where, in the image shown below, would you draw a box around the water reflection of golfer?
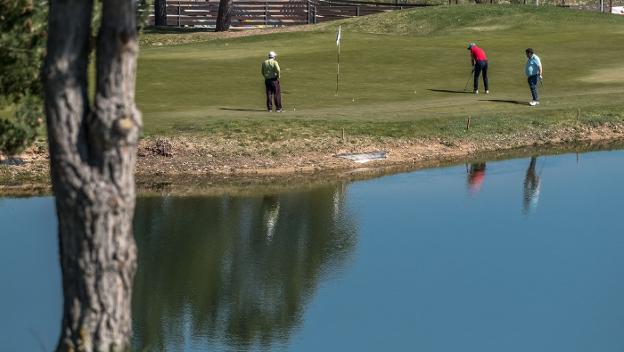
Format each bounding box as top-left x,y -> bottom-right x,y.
263,195 -> 280,241
467,162 -> 487,195
523,156 -> 541,214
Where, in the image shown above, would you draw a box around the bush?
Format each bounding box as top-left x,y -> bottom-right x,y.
0,118 -> 36,157
0,96 -> 42,157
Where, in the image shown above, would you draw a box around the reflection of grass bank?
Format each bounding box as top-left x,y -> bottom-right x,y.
3,134 -> 624,197
133,137 -> 624,197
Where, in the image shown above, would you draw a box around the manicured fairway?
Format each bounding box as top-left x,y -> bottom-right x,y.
136,6 -> 624,137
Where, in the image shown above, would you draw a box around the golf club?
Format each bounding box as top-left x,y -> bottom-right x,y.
463,69 -> 474,92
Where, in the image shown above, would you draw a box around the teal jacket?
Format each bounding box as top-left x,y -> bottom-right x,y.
525,54 -> 542,77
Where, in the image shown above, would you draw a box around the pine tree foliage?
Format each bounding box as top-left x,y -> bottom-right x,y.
0,0 -> 46,156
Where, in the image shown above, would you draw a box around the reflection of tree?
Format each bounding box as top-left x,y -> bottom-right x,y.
132,184 -> 357,350
523,157 -> 541,215
467,162 -> 487,195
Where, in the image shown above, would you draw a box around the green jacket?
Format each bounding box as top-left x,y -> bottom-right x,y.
261,59 -> 280,80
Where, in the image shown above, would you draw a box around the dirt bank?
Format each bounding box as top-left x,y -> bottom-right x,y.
2,122 -> 624,196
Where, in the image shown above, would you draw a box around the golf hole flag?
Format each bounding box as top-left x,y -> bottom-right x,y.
335,25 -> 341,95
336,25 -> 342,46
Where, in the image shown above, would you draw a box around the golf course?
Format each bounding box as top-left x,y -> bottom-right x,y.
4,4 -> 624,189
7,4 -> 624,350
138,5 -> 624,135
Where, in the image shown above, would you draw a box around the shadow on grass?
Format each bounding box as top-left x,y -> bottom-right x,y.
219,108 -> 267,112
0,158 -> 25,166
480,99 -> 527,105
144,26 -> 214,34
428,89 -> 472,94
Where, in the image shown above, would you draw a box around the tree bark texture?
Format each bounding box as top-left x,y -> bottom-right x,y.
154,0 -> 167,26
216,0 -> 233,31
43,0 -> 142,351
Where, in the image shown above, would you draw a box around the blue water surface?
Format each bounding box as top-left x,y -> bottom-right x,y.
1,150 -> 624,351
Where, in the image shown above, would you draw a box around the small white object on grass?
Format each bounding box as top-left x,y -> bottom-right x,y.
336,151 -> 387,163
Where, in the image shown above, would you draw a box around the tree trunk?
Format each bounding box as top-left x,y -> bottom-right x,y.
216,0 -> 233,32
43,0 -> 142,350
154,0 -> 167,26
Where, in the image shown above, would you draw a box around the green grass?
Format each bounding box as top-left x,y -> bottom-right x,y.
136,5 -> 624,139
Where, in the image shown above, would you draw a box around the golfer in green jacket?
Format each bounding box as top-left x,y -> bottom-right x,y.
261,51 -> 282,112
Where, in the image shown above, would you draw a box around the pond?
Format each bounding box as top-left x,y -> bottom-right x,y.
2,149 -> 624,351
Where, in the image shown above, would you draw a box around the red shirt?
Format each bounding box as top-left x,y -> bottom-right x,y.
468,170 -> 485,194
470,46 -> 487,61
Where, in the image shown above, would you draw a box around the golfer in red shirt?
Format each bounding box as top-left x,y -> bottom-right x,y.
468,43 -> 489,94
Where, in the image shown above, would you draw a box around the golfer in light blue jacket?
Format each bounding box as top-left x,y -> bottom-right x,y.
525,48 -> 543,106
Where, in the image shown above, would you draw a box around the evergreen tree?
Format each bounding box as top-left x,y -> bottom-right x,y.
0,0 -> 47,156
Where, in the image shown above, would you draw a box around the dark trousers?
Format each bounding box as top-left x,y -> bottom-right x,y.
527,74 -> 539,101
265,78 -> 282,111
473,60 -> 489,91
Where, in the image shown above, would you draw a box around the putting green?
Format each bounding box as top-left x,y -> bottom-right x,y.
136,5 -> 624,136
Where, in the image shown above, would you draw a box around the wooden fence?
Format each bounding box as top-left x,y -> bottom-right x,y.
148,0 -> 430,29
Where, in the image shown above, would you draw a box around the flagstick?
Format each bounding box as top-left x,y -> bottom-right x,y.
335,25 -> 341,96
335,43 -> 340,96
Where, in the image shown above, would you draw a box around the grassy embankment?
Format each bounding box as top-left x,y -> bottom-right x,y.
137,5 -> 624,143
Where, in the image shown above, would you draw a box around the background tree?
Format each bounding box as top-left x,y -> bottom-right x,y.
0,0 -> 46,156
154,0 -> 167,26
216,0 -> 233,31
43,0 -> 142,350
138,0 -> 153,30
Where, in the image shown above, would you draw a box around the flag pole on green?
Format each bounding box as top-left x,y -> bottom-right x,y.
335,25 -> 341,96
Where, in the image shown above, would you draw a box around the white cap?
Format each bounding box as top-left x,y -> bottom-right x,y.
268,51 -> 277,58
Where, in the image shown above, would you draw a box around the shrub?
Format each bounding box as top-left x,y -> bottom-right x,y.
0,96 -> 42,157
